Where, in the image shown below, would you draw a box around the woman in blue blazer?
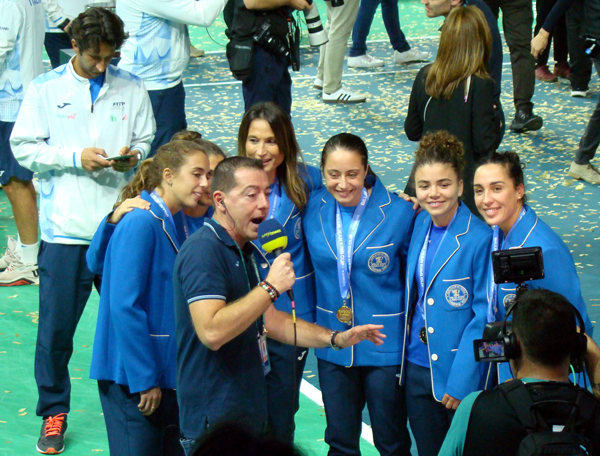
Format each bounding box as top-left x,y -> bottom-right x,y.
401,131 -> 492,456
237,102 -> 322,445
473,151 -> 593,382
303,133 -> 414,456
87,140 -> 211,455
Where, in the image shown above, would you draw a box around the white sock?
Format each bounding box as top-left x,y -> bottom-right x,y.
17,236 -> 39,265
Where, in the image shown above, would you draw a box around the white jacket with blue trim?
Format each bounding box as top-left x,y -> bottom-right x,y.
117,0 -> 228,90
10,60 -> 155,244
0,0 -> 45,122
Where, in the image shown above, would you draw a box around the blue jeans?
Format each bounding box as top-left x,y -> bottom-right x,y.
404,362 -> 455,456
148,81 -> 187,158
318,359 -> 411,456
349,0 -> 410,57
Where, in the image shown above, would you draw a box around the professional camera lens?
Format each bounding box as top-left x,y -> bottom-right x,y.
304,0 -> 328,47
253,22 -> 289,58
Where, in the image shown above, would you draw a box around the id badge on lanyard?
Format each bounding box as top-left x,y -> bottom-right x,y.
258,332 -> 271,375
236,243 -> 272,375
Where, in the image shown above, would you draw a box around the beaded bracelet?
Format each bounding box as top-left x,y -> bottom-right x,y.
262,280 -> 280,299
259,281 -> 278,303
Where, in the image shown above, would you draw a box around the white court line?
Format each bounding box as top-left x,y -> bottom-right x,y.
201,35 -> 443,54
300,379 -> 375,446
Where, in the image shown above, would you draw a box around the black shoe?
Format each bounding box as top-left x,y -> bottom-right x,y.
509,109 -> 543,133
37,414 -> 67,454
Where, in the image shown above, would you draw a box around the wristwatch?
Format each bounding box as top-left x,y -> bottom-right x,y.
57,19 -> 70,31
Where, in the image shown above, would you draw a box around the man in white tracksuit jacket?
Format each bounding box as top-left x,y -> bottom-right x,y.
117,0 -> 228,156
10,7 -> 155,454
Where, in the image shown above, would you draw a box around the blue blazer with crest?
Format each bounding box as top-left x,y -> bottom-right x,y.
303,178 -> 415,367
494,205 -> 593,382
400,203 -> 492,401
252,164 -> 322,322
88,190 -> 191,393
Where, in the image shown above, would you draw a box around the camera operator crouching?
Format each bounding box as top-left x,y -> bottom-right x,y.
225,0 -> 310,116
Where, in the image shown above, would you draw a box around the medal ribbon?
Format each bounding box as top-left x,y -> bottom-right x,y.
486,206 -> 527,322
267,177 -> 282,221
150,191 -> 190,246
415,208 -> 458,319
335,188 -> 369,302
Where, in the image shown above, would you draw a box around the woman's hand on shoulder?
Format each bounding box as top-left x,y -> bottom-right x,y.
398,192 -> 421,212
108,196 -> 151,225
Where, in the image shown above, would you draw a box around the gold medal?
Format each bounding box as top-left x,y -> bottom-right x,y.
419,327 -> 428,345
336,306 -> 353,325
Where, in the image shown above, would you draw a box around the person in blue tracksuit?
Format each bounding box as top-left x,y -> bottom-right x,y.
237,101 -> 322,445
401,131 -> 492,456
87,140 -> 210,455
473,151 -> 593,383
303,133 -> 414,456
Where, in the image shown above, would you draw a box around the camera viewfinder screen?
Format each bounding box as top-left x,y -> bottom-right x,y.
478,340 -> 505,359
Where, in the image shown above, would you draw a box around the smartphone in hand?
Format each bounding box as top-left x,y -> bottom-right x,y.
106,154 -> 135,162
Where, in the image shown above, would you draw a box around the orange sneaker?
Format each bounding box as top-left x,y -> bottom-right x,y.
36,414 -> 67,454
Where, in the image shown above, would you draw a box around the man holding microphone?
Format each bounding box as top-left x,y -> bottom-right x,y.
173,156 -> 384,453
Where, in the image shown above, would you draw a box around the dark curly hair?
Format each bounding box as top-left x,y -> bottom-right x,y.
411,130 -> 466,180
69,7 -> 128,53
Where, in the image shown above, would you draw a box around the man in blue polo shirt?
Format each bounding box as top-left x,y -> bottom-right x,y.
173,156 -> 385,454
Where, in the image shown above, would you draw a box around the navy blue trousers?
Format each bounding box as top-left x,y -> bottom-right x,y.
318,359 -> 411,456
265,339 -> 308,445
148,81 -> 187,158
404,361 -> 455,456
44,32 -> 72,69
35,242 -> 101,417
98,381 -> 183,456
242,45 -> 292,117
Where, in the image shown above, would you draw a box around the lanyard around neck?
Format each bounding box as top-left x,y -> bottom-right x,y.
335,188 -> 369,301
486,206 -> 527,322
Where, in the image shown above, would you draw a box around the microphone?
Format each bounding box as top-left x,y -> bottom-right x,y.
258,219 -> 294,301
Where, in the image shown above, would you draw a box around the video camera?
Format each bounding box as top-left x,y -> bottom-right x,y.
473,247 -> 544,363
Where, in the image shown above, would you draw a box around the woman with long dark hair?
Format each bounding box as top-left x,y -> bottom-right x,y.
237,102 -> 322,445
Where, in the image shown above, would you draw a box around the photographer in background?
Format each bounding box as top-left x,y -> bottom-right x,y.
439,289 -> 600,456
313,0 -> 367,103
225,0 -> 310,116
